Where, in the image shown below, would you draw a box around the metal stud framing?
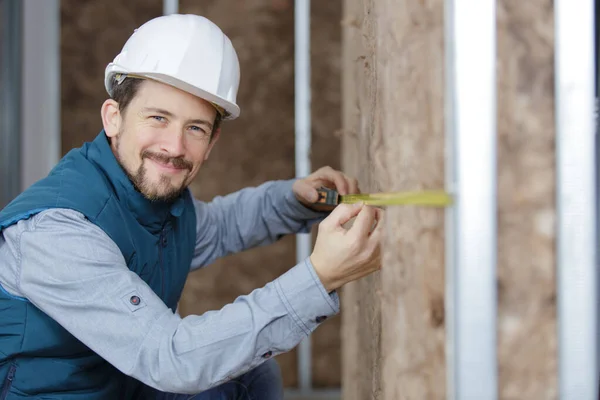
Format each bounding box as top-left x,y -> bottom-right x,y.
555,0 -> 599,398
5,0 -> 593,398
20,0 -> 61,191
444,0 -> 498,399
0,0 -> 22,208
294,0 -> 313,395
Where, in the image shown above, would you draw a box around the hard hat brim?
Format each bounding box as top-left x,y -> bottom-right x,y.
105,66 -> 240,120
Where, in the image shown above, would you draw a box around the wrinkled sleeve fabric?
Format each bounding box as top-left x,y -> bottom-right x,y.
191,179 -> 328,270
1,208 -> 339,394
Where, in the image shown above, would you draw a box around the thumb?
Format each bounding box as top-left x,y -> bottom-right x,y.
325,202 -> 364,228
294,180 -> 319,203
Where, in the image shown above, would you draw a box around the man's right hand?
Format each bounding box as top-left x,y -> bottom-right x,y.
310,202 -> 383,292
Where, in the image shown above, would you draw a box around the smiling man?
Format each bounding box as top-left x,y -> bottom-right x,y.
0,14 -> 383,400
106,79 -> 220,203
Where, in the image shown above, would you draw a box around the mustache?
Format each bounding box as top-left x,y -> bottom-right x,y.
142,151 -> 193,171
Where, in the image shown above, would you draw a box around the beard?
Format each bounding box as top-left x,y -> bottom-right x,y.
113,134 -> 192,203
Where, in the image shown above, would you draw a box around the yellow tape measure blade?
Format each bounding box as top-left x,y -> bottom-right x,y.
339,191 -> 452,207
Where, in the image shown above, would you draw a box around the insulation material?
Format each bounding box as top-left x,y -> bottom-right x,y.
376,0 -> 447,397
496,1 -> 557,398
341,0 -> 447,398
340,0 -> 383,398
340,0 -> 557,399
61,0 -> 164,151
61,0 -> 343,389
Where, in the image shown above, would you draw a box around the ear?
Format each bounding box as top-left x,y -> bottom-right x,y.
100,99 -> 122,138
204,127 -> 221,160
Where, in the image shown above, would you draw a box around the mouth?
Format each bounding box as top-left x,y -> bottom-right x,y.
148,158 -> 189,174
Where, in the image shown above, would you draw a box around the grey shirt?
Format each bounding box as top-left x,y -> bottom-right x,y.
0,179 -> 339,394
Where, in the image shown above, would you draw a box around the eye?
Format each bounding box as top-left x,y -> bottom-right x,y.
151,116 -> 166,122
189,125 -> 208,136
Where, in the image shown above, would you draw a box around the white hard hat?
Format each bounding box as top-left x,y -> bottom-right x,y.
104,14 -> 241,120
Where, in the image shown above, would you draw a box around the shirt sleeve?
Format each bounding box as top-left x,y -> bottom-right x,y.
191,179 -> 328,270
6,208 -> 339,394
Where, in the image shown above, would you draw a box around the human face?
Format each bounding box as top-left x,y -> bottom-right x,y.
101,79 -> 221,202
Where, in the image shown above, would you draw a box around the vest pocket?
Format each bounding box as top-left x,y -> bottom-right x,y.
0,363 -> 16,400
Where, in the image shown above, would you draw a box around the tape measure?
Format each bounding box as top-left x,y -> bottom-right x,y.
315,187 -> 453,207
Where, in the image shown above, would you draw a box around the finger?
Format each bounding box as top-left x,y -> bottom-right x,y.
368,214 -> 384,243
338,171 -> 358,194
368,208 -> 384,235
349,205 -> 377,238
374,207 -> 384,223
363,223 -> 383,267
317,167 -> 349,195
324,202 -> 364,228
294,180 -> 319,203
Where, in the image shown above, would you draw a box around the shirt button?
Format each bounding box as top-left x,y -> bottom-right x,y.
262,351 -> 273,359
130,295 -> 141,306
316,315 -> 327,323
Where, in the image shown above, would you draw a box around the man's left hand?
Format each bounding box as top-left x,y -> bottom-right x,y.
293,166 -> 360,211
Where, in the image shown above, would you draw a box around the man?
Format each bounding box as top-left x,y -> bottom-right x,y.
0,14 -> 382,400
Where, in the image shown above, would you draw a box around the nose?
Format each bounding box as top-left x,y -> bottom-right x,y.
159,127 -> 186,157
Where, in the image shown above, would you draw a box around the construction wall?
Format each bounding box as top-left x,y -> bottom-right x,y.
496,1 -> 556,397
340,0 -> 556,399
60,0 -> 343,389
340,0 -> 445,398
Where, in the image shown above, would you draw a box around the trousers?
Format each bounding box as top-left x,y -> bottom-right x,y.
138,358 -> 284,400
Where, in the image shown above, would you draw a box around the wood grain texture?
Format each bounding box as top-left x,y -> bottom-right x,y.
497,1 -> 557,398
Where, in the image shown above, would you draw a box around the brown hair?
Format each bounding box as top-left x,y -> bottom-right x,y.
109,75 -> 223,138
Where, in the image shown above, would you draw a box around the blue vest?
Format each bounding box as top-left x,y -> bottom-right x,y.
0,131 -> 197,399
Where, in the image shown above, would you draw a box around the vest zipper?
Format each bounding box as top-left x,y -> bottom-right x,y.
158,226 -> 167,299
0,364 -> 16,400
